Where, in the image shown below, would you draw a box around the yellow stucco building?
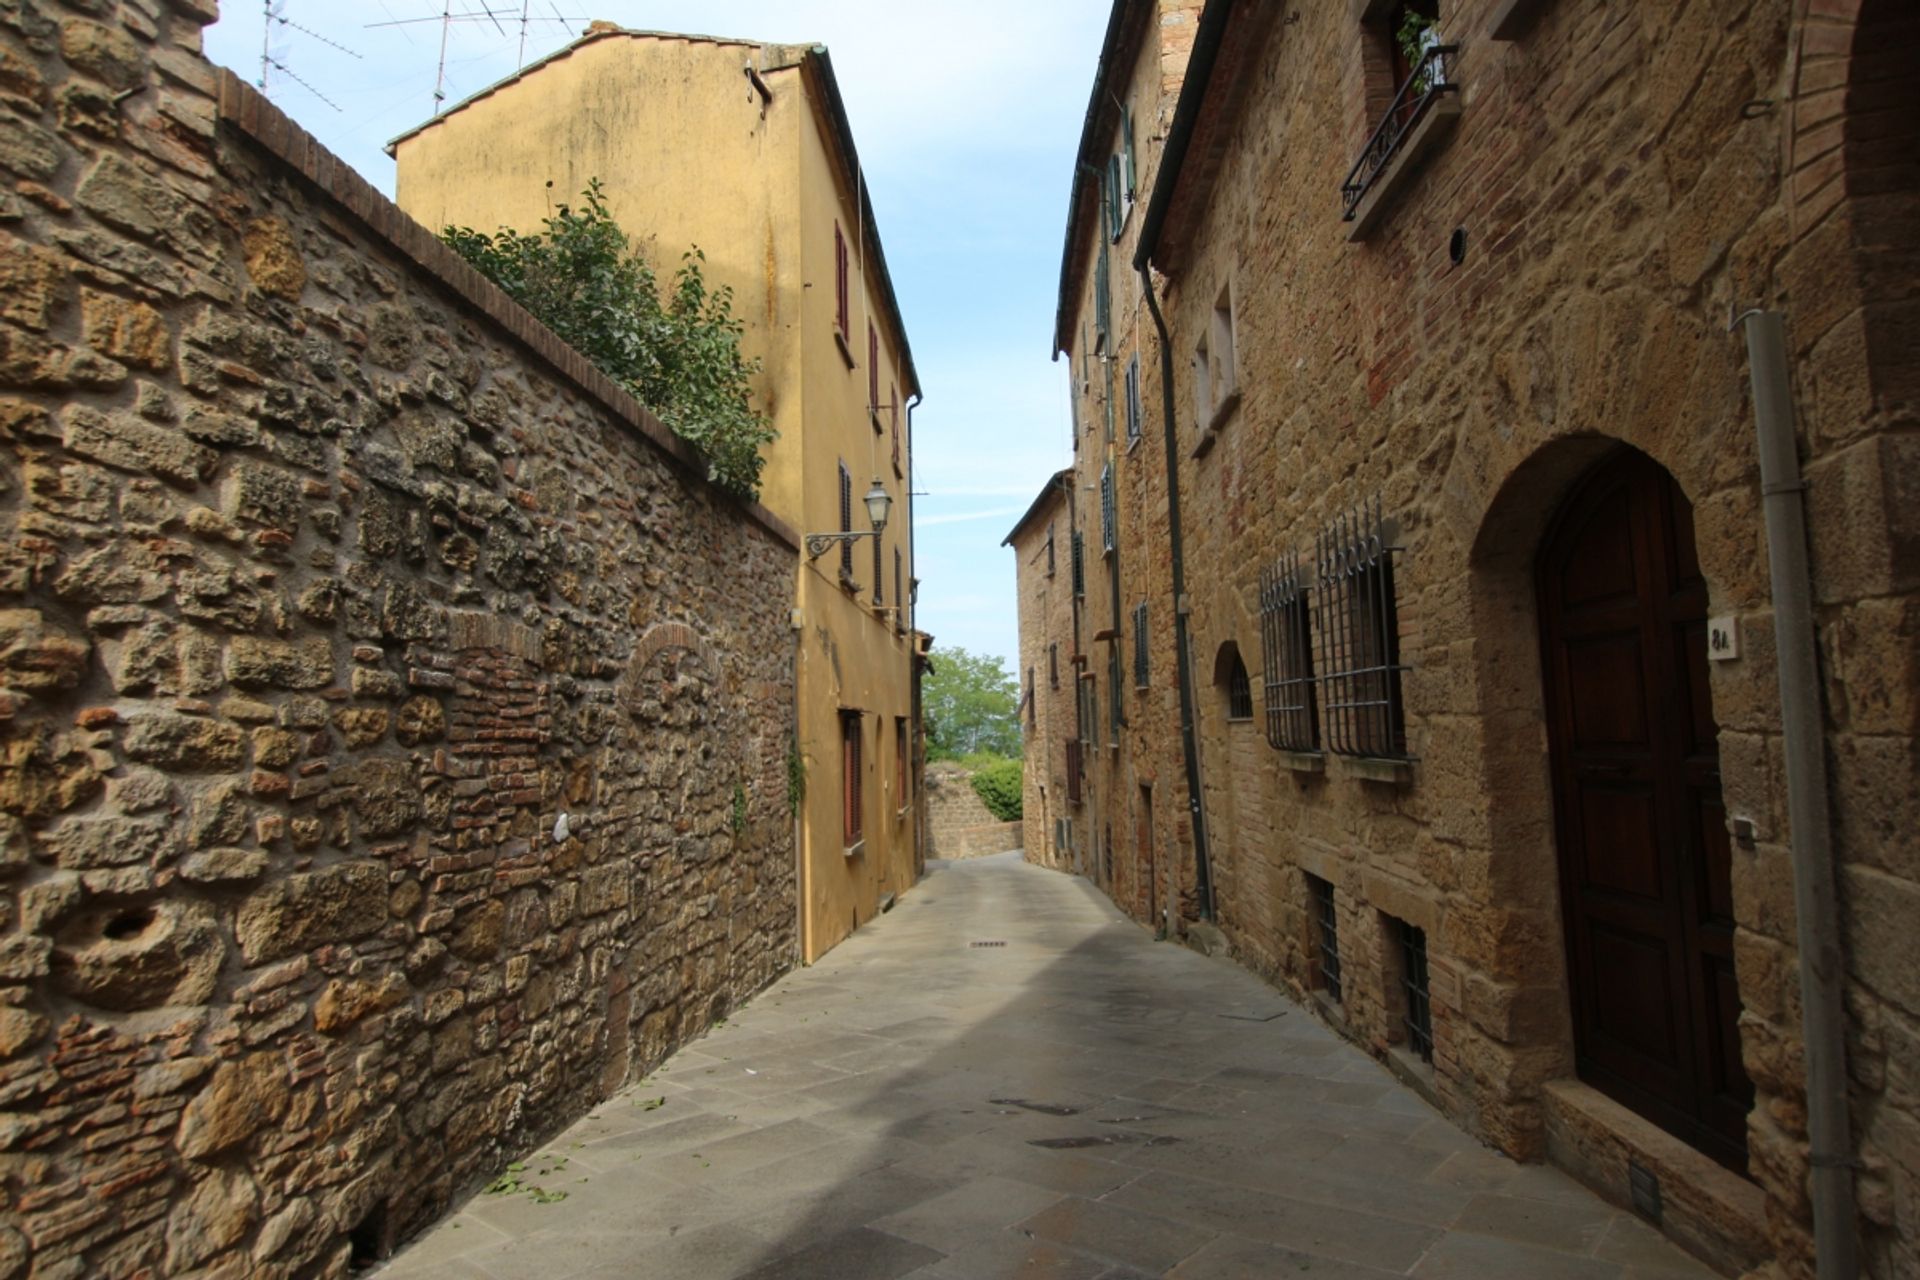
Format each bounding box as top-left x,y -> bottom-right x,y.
389,25 -> 922,962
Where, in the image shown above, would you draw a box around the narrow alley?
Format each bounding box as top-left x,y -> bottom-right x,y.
379,855 -> 1717,1280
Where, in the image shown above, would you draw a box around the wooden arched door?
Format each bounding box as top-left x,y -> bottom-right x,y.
1537,449 -> 1753,1170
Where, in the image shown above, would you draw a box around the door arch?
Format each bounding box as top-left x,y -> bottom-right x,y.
1537,447 -> 1753,1170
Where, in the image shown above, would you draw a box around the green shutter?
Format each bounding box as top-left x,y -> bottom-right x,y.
1123,105 -> 1137,198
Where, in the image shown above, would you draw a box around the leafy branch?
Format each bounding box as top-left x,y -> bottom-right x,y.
443,180 -> 776,500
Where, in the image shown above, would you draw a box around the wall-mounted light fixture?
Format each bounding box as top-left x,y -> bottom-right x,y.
805,478 -> 892,560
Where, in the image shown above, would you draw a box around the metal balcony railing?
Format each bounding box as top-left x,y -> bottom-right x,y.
1341,43 -> 1459,221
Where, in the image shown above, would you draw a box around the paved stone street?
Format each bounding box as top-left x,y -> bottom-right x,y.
378,854 -> 1722,1280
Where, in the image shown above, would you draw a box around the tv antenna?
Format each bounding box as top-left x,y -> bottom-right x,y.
258,0 -> 362,112
366,3 -> 578,116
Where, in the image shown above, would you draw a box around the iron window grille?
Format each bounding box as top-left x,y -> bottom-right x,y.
1315,499 -> 1409,759
1308,872 -> 1342,1002
1341,42 -> 1459,221
1399,919 -> 1433,1062
1100,464 -> 1116,554
1071,531 -> 1086,599
1132,602 -> 1149,688
1124,354 -> 1142,444
1259,552 -> 1319,751
1226,650 -> 1254,721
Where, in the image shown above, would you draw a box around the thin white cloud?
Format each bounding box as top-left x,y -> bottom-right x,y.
915,506 -> 1027,528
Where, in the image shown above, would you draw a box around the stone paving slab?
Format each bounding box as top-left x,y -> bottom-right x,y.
376,853 -> 1726,1279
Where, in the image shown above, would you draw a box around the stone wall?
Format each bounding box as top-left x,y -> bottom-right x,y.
1040,0 -> 1920,1276
0,2 -> 801,1275
923,763 -> 1021,860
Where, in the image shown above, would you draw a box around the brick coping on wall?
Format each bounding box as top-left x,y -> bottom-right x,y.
214,69 -> 802,555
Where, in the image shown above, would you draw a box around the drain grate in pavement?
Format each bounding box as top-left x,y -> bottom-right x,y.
970,940 -> 1007,948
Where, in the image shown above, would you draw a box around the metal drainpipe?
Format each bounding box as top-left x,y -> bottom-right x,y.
1139,262 -> 1214,921
1737,309 -> 1858,1280
906,390 -> 924,878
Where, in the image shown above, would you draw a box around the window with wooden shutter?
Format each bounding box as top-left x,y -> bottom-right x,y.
1132,602 -> 1149,688
841,710 -> 863,847
1122,104 -> 1137,203
1099,464 -> 1115,554
1124,354 -> 1142,444
890,385 -> 901,474
838,461 -> 854,579
834,224 -> 849,337
1106,154 -> 1123,241
1071,531 -> 1085,598
1094,241 -> 1111,351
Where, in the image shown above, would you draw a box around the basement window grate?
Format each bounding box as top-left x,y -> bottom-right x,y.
1308,873 -> 1342,1003
971,940 -> 1007,948
1399,919 -> 1433,1062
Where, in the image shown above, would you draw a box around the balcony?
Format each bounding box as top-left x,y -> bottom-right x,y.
1341,43 -> 1461,240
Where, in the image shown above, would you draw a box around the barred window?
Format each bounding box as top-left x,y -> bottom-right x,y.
1099,464 -> 1115,553
1259,552 -> 1318,751
1219,645 -> 1254,722
1132,602 -> 1149,688
1124,354 -> 1142,444
1308,872 -> 1341,1002
1071,531 -> 1086,598
1316,500 -> 1408,758
1398,919 -> 1433,1062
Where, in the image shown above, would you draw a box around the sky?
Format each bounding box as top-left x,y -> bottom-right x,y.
203,1 -> 1107,675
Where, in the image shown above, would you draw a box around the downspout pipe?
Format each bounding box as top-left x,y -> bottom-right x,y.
1140,262 -> 1214,921
1738,309 -> 1857,1280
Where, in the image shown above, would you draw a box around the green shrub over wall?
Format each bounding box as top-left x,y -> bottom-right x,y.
969,756 -> 1023,822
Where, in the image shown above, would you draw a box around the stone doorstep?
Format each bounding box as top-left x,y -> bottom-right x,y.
1542,1078 -> 1768,1279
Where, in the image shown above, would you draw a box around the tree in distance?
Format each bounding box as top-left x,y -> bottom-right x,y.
923,645 -> 1021,760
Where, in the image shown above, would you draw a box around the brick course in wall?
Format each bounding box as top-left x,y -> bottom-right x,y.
0,4 -> 800,1275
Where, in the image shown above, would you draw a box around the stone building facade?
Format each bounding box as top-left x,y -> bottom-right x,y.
1004,469 -> 1078,874
0,2 -> 802,1274
1025,1 -> 1919,1276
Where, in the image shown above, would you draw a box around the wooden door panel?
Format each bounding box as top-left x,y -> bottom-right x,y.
1575,784 -> 1664,899
1565,632 -> 1652,748
1540,450 -> 1752,1171
1586,922 -> 1684,1068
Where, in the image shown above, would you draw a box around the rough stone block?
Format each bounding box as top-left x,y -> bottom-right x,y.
234,861 -> 388,964
62,404 -> 215,486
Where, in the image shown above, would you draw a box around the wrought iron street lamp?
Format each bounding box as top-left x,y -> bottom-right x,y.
805,478 -> 893,560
